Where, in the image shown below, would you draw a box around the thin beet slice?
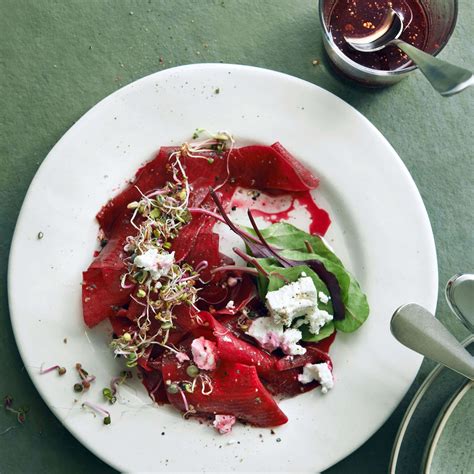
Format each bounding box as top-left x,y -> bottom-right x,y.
263,367 -> 317,397
212,274 -> 257,316
82,267 -> 132,328
192,311 -> 276,377
126,295 -> 146,321
108,314 -> 134,336
266,336 -> 335,396
229,145 -> 318,192
140,367 -> 169,405
97,147 -> 173,234
183,230 -> 227,281
271,142 -> 319,189
162,354 -> 288,427
83,210 -> 136,328
275,343 -> 334,372
172,215 -> 214,262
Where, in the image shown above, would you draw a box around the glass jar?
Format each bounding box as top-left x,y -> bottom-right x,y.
319,0 -> 458,86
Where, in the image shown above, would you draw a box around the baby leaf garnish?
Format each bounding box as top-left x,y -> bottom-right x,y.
208,188 -> 345,320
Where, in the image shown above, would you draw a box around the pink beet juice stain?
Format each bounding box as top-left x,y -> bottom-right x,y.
328,0 -> 429,70
250,191 -> 331,236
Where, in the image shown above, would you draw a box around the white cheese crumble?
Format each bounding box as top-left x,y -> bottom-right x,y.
133,249 -> 174,280
266,276 -> 317,326
280,328 -> 306,355
298,362 -> 334,393
191,337 -> 217,370
294,306 -> 333,335
318,291 -> 330,305
225,300 -> 236,310
246,317 -> 306,355
213,414 -> 236,434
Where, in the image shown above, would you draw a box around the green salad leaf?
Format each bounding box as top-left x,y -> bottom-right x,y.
300,321 -> 336,342
247,222 -> 342,265
247,222 -> 369,334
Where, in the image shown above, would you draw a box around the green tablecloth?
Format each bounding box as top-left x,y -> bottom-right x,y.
0,1 -> 472,472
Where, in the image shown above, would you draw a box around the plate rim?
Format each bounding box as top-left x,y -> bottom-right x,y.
7,63 -> 438,472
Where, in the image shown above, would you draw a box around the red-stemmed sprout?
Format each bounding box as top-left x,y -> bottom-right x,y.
40,365 -> 66,376
82,401 -> 111,425
3,396 -> 28,424
103,370 -> 132,404
74,363 -> 96,392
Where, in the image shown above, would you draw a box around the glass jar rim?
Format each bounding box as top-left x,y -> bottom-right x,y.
318,0 -> 459,77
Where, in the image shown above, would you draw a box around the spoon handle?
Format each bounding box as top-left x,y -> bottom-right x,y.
393,40 -> 474,96
391,303 -> 474,380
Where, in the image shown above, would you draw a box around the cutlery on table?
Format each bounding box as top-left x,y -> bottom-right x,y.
391,303 -> 474,380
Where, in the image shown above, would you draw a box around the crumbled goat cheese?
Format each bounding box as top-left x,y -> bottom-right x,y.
298,362 -> 334,393
134,248 -> 174,280
213,414 -> 236,434
175,352 -> 190,363
318,291 -> 330,305
225,300 -> 236,310
247,317 -> 306,355
301,307 -> 333,335
191,337 -> 217,370
266,277 -> 317,326
280,328 -> 306,355
247,317 -> 283,352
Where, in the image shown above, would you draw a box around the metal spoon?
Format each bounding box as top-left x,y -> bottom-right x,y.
344,8 -> 474,96
446,273 -> 474,333
391,303 -> 474,380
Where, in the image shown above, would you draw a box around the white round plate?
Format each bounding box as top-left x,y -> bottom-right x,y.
8,64 -> 437,473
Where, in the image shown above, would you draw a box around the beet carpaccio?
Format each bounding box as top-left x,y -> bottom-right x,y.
82,131 -> 369,433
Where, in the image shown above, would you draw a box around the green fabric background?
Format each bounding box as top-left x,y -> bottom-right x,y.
0,0 -> 472,472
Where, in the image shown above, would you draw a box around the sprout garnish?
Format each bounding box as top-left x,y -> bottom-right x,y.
75,363 -> 95,391
111,132 -> 234,367
3,396 -> 28,424
40,365 -> 66,376
102,371 -> 132,404
82,402 -> 111,425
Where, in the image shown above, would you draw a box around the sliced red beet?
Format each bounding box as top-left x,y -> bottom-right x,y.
108,315 -> 134,336
82,267 -> 131,328
140,367 -> 169,405
83,210 -> 137,328
275,333 -> 336,371
126,295 -> 146,321
264,336 -> 335,396
190,311 -> 276,377
181,150 -> 228,188
275,347 -> 333,372
97,147 -> 173,234
162,355 -> 287,427
229,144 -> 319,192
271,142 -> 319,189
263,368 -> 317,397
184,231 -> 221,275
171,215 -> 213,262
172,304 -> 199,332
212,274 -> 257,316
